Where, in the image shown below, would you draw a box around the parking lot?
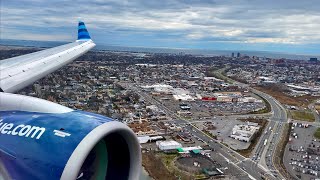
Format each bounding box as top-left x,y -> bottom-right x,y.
154,94 -> 265,119
192,118 -> 256,150
284,123 -> 320,179
192,101 -> 265,116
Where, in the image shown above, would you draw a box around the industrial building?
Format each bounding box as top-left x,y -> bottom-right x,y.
173,88 -> 195,101
200,92 -> 261,103
230,123 -> 260,142
137,135 -> 165,144
177,146 -> 203,153
142,84 -> 196,101
173,94 -> 195,101
141,84 -> 174,94
156,140 -> 182,150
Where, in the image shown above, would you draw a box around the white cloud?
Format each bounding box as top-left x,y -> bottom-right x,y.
2,0 -> 320,44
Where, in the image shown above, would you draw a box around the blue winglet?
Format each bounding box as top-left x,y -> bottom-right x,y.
77,21 -> 91,40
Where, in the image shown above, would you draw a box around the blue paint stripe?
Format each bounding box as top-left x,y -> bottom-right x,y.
78,29 -> 88,32
78,28 -> 87,31
77,22 -> 91,40
78,35 -> 91,39
78,31 -> 90,36
78,25 -> 86,29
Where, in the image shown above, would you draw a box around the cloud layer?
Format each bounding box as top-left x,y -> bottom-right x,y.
2,0 -> 320,54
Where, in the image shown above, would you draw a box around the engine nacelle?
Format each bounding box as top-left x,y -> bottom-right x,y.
0,93 -> 141,180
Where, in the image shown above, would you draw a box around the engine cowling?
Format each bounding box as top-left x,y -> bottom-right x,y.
0,93 -> 141,180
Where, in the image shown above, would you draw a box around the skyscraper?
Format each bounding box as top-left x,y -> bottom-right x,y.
310,58 -> 318,62
231,52 -> 234,57
237,52 -> 240,58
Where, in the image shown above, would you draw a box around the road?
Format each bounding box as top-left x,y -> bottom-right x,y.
214,68 -> 291,178
183,123 -> 269,179
240,84 -> 288,179
124,83 -> 277,179
124,81 -> 288,179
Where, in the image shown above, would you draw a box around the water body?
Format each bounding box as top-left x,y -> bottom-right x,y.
1,39 -> 319,60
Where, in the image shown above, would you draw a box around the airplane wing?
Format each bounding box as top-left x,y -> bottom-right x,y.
0,22 -> 141,180
0,21 -> 95,93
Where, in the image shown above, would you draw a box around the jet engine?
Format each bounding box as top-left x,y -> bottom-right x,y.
0,93 -> 141,180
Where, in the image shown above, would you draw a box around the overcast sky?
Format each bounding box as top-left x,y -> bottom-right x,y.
2,0 -> 320,54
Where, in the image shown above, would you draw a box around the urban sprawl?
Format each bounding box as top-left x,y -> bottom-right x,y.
1,46 -> 320,180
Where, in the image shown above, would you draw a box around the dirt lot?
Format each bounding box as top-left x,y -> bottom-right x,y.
255,85 -> 320,107
142,152 -> 193,180
315,128 -> 320,139
142,152 -> 176,180
289,110 -> 315,122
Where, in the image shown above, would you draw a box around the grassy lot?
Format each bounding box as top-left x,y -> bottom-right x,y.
142,152 -> 194,180
206,67 -> 234,84
159,153 -> 195,180
255,85 -> 320,108
314,128 -> 320,139
209,68 -> 320,108
203,130 -> 217,139
160,153 -> 177,167
289,110 -> 315,122
142,152 -> 176,180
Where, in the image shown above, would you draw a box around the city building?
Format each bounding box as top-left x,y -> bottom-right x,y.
177,146 -> 203,153
310,57 -> 318,62
230,123 -> 260,142
173,94 -> 195,101
156,140 -> 182,150
137,135 -> 165,144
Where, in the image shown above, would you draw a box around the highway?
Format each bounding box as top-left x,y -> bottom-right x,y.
242,85 -> 288,179
124,82 -> 288,179
215,72 -> 291,179
124,83 -> 277,179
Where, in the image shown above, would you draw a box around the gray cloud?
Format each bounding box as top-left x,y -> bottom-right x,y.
2,0 -> 320,44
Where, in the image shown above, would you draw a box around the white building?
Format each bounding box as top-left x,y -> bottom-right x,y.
173,94 -> 195,101
179,146 -> 202,152
156,140 -> 182,150
137,135 -> 164,144
239,97 -> 262,103
141,84 -> 174,94
230,123 -> 260,142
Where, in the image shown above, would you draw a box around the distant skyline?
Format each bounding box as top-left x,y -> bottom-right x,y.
1,0 -> 320,55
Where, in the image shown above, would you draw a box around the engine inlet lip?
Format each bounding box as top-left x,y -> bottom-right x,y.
60,121 -> 141,180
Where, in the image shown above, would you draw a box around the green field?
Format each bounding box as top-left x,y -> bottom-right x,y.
289,110 -> 315,122
315,128 -> 320,139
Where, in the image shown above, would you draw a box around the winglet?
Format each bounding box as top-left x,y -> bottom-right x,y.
77,21 -> 91,41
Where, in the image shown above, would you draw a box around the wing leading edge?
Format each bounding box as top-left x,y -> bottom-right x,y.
0,21 -> 95,93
